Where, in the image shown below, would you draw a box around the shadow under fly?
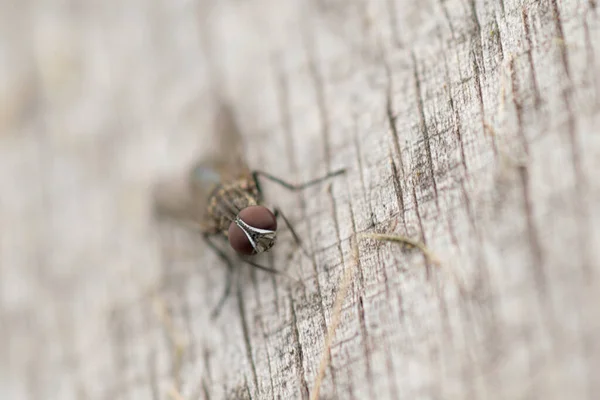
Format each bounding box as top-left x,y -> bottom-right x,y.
153,101 -> 345,318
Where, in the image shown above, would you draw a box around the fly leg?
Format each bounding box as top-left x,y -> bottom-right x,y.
203,233 -> 234,319
238,255 -> 303,286
252,168 -> 346,256
238,256 -> 283,275
273,207 -> 310,259
252,168 -> 346,193
204,234 -> 301,317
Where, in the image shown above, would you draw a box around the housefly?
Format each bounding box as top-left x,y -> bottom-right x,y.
154,101 -> 345,317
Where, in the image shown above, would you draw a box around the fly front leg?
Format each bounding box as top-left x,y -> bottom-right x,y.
237,255 -> 302,286
273,207 -> 310,259
251,168 -> 346,256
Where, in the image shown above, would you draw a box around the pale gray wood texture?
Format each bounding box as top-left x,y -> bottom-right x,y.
1,1 -> 599,399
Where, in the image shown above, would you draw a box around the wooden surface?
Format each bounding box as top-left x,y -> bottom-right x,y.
1,1 -> 599,399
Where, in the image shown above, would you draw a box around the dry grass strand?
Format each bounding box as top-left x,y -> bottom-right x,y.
358,232 -> 441,267
310,236 -> 359,400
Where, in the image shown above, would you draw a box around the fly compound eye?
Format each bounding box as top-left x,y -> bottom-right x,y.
228,206 -> 278,255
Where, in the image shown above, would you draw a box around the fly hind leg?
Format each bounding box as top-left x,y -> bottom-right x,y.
203,233 -> 234,319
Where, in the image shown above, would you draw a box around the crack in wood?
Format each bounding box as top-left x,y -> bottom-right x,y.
551,0 -> 571,79
352,115 -> 376,228
507,57 -> 529,157
469,0 -> 484,73
389,156 -> 407,232
237,282 -> 259,396
411,51 -> 440,209
289,295 -> 310,400
410,184 -> 431,279
356,296 -> 375,399
347,201 -> 365,295
273,54 -> 338,394
260,319 -> 276,400
517,165 -> 546,295
493,17 -> 505,61
441,40 -> 469,178
471,47 -> 498,158
384,60 -> 406,178
522,8 -> 542,109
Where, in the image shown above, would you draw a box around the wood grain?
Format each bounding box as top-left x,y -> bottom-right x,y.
1,0 -> 599,399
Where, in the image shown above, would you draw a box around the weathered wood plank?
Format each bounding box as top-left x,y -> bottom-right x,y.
1,0 -> 599,399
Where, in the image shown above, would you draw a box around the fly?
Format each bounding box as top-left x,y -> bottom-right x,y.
154,101 -> 345,317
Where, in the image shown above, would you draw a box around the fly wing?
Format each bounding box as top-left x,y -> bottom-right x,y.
153,100 -> 250,232
153,170 -> 210,232
188,101 -> 251,198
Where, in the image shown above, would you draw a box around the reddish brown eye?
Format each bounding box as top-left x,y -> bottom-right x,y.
228,206 -> 277,255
